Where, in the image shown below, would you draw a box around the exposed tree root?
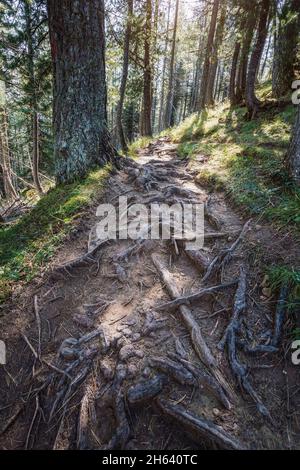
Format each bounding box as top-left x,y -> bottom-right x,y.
156,399 -> 246,450
218,268 -> 274,424
157,280 -> 238,311
127,375 -> 167,404
151,254 -> 236,406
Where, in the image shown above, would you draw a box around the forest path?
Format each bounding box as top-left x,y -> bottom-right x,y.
0,138 -> 298,450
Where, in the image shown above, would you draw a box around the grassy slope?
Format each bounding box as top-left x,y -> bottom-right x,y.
168,96 -> 299,229
0,166 -> 111,302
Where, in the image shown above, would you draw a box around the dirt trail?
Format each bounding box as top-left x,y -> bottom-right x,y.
0,138 -> 299,450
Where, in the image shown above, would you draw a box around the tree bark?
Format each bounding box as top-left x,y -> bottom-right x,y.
235,8 -> 257,104
0,97 -> 18,200
116,0 -> 133,153
47,0 -> 115,184
272,0 -> 300,99
141,0 -> 153,137
246,0 -> 270,118
164,0 -> 180,129
288,104 -> 300,185
158,0 -> 171,132
206,2 -> 227,107
229,41 -> 241,106
197,0 -> 220,111
24,0 -> 43,194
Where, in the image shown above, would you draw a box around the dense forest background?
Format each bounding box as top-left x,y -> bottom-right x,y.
0,0 -> 299,200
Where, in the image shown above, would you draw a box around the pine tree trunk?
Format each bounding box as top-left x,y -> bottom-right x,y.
116,0 -> 133,152
246,0 -> 270,118
141,0 -> 153,137
206,2 -> 227,107
272,0 -> 300,99
197,0 -> 220,111
235,8 -> 257,104
164,0 -> 180,129
47,0 -> 115,184
288,104 -> 300,185
151,0 -> 160,132
24,0 -> 43,194
229,41 -> 241,106
158,0 -> 171,132
0,103 -> 18,200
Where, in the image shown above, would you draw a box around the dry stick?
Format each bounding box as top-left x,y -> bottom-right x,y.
25,395 -> 41,450
77,386 -> 92,450
156,280 -> 238,311
157,399 -> 246,450
201,219 -> 252,285
151,254 -> 236,405
34,295 -> 42,359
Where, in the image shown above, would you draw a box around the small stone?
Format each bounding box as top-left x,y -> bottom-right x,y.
135,349 -> 144,359
262,287 -> 272,298
59,347 -> 79,361
142,367 -> 151,378
127,364 -> 138,378
125,318 -> 136,326
119,344 -> 136,361
74,314 -> 94,328
132,333 -> 141,342
213,408 -> 220,417
255,225 -> 262,231
100,361 -> 114,380
122,328 -> 132,337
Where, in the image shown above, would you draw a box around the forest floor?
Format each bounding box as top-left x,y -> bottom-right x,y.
0,137 -> 299,450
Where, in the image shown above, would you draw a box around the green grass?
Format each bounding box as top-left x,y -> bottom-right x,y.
0,165 -> 111,302
127,136 -> 153,159
166,96 -> 299,229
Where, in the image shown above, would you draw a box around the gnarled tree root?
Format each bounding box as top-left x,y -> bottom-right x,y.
156,399 -> 246,450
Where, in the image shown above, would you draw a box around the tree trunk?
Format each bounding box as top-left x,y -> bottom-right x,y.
206,2 -> 227,107
151,0 -> 160,132
164,0 -> 180,129
24,0 -> 43,194
288,105 -> 300,185
272,0 -> 300,99
116,0 -> 133,153
246,0 -> 270,118
158,0 -> 171,132
141,0 -> 153,137
197,0 -> 220,111
235,8 -> 257,104
0,99 -> 18,200
229,41 -> 241,106
47,0 -> 115,184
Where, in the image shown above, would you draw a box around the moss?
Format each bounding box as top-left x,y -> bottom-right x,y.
0,165 -> 111,302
